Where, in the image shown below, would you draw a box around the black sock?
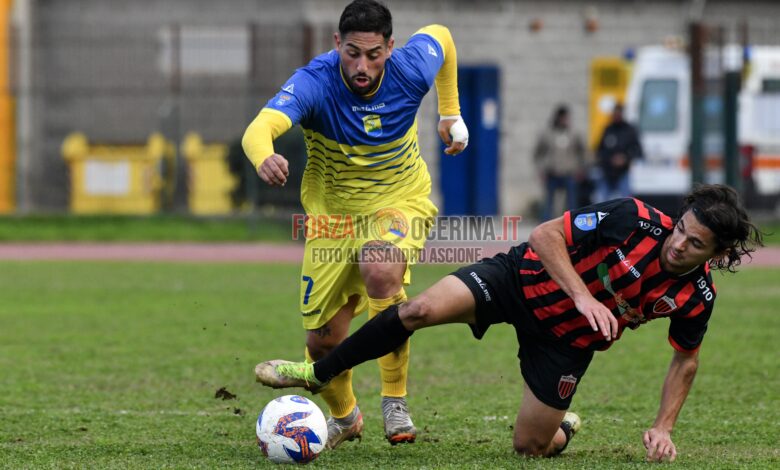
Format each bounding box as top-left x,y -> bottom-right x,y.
313,305 -> 412,383
554,421 -> 573,455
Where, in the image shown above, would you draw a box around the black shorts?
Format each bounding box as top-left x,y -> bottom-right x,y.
452,253 -> 594,410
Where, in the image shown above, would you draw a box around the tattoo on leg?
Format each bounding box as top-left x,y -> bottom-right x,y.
312,325 -> 332,338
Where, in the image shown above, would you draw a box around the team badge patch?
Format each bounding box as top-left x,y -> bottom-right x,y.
362,114 -> 383,137
574,213 -> 597,231
652,295 -> 677,314
558,374 -> 577,399
275,94 -> 292,106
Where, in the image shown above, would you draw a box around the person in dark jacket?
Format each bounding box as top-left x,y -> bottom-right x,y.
595,104 -> 643,202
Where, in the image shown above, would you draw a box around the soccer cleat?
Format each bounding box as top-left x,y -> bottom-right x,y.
326,405 -> 364,450
557,412 -> 581,454
381,397 -> 417,445
561,411 -> 581,435
254,360 -> 324,393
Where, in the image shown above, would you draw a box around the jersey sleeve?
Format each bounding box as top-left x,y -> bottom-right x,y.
563,198 -> 639,247
668,301 -> 712,353
667,271 -> 715,352
392,31 -> 446,99
263,66 -> 323,126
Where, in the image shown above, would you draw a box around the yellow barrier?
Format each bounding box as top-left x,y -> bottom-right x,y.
588,57 -> 631,150
62,133 -> 173,214
0,0 -> 14,213
181,133 -> 237,215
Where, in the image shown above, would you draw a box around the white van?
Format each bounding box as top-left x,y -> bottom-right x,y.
624,44 -> 780,210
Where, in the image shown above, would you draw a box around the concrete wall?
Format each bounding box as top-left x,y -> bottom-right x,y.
17,0 -> 780,213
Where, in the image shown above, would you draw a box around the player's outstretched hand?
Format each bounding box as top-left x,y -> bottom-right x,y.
643,427 -> 677,462
438,116 -> 469,155
573,294 -> 618,340
258,154 -> 290,186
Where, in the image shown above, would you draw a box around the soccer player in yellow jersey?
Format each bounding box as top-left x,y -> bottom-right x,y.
242,0 -> 468,449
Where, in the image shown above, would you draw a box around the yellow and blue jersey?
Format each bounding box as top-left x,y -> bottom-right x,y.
263,32 -> 448,214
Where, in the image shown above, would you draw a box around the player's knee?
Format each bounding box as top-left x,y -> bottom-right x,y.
398,297 -> 433,330
359,243 -> 405,297
305,336 -> 339,360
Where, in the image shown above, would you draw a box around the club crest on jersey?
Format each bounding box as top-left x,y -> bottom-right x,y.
574,213 -> 597,231
652,295 -> 677,314
558,374 -> 577,399
362,114 -> 383,137
275,94 -> 292,106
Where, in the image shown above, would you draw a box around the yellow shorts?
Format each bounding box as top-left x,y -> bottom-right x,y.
299,198 -> 437,329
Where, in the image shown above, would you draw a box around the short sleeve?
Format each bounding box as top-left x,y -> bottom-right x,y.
668,303 -> 712,352
563,198 -> 639,247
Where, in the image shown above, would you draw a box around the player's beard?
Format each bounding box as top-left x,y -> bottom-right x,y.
349,73 -> 377,96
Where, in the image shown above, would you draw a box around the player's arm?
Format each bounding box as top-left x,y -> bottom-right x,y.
644,349 -> 699,462
242,108 -> 293,186
528,217 -> 618,339
415,25 -> 468,155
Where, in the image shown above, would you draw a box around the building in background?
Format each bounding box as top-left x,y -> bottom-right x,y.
6,0 -> 780,215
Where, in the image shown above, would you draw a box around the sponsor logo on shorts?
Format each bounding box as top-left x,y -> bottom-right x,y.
574,213 -> 597,231
558,374 -> 577,400
301,309 -> 321,317
469,271 -> 491,302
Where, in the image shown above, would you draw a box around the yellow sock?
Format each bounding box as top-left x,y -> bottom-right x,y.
305,347 -> 356,419
368,288 -> 409,398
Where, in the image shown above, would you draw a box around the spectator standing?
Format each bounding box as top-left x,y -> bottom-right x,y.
595,104 -> 643,202
533,105 -> 586,221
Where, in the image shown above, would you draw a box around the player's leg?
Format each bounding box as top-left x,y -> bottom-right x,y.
513,382 -> 570,456
256,274 -> 476,386
511,333 -> 591,457
298,238 -> 367,449
306,294 -> 359,414
306,294 -> 365,449
358,240 -> 414,443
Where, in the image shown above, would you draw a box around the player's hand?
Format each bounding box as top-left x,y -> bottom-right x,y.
643,427 -> 677,462
573,294 -> 618,340
438,116 -> 469,155
258,154 -> 289,186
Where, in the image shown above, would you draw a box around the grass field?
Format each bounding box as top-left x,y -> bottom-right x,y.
1,262 -> 778,469
0,214 -> 778,245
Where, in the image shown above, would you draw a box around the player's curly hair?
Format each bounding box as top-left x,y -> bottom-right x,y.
679,184 -> 764,272
339,0 -> 392,41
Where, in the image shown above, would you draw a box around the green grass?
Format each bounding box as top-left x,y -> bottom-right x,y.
0,215 -> 779,245
0,262 -> 778,468
0,214 -> 292,242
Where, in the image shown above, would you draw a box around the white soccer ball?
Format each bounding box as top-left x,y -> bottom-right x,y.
256,395 -> 328,464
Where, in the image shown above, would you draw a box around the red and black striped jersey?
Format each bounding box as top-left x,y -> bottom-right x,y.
512,198 -> 716,352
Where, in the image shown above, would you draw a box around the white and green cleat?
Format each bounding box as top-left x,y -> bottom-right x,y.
254,360 -> 324,394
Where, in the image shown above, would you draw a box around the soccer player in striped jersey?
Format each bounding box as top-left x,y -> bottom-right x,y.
243,0 -> 468,449
255,184 -> 763,461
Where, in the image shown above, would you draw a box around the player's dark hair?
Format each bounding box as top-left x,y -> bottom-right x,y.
679,184 -> 764,272
339,0 -> 393,41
